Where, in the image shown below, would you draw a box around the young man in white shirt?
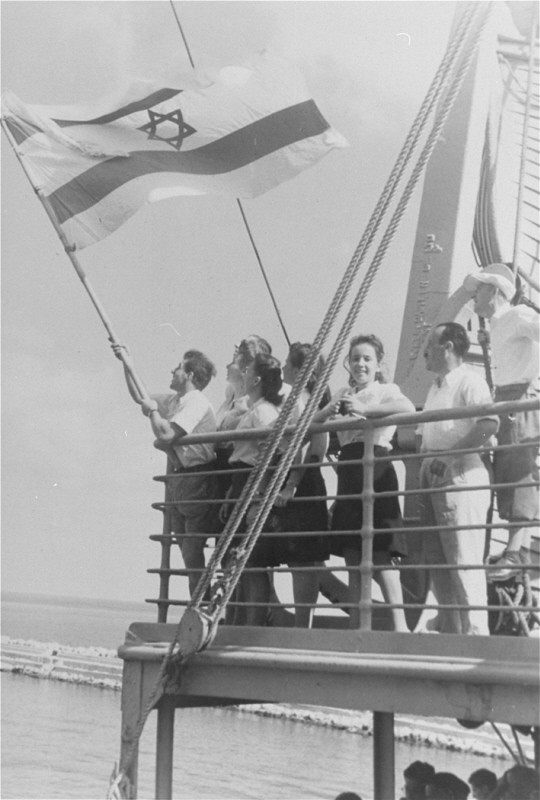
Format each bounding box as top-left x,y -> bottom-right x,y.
463,262 -> 539,578
116,347 -> 219,597
418,322 -> 498,635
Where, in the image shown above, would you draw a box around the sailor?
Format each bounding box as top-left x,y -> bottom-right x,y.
463,263 -> 540,578
113,345 -> 219,597
417,322 -> 498,635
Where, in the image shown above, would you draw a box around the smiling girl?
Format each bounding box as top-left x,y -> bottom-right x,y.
318,334 -> 415,631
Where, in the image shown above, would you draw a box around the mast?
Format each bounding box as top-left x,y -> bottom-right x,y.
394,2 -> 539,406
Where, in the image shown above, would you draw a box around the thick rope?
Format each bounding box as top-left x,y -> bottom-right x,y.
234,0 -> 494,594
192,2 -> 494,631
169,0 -> 291,346
512,6 -> 539,272
108,4 -> 492,792
189,1 -> 484,611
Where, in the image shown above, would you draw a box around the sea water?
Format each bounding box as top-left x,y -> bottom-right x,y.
1,593 -> 504,800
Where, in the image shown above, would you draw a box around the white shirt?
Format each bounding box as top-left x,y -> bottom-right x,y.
216,394 -> 249,433
229,398 -> 281,466
337,382 -> 410,450
153,390 -> 216,468
297,388 -> 328,461
420,365 -> 496,452
490,304 -> 539,387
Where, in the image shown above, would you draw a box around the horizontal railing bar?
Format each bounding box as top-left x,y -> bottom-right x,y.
152,439 -> 539,482
149,393 -> 540,629
144,598 -> 539,613
159,398 -> 539,448
151,479 -> 538,510
148,519 -> 538,542
148,519 -> 539,540
147,562 -> 539,575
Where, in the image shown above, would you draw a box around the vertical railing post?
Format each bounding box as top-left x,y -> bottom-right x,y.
359,427 -> 375,631
155,695 -> 175,799
157,456 -> 174,623
373,711 -> 395,799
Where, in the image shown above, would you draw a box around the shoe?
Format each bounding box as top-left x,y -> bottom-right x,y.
488,551 -> 525,582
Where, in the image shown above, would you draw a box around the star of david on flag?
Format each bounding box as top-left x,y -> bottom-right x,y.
2,51 -> 347,249
138,107 -> 196,150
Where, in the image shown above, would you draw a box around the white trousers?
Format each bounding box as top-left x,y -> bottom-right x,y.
419,453 -> 491,635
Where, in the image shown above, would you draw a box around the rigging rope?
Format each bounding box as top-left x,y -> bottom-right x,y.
472,15 -> 539,388
512,5 -> 539,272
108,4 -> 494,794
189,2 -> 494,638
189,2 -> 485,613
168,0 -> 291,346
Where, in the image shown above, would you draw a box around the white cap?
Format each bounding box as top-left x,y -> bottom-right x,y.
463,263 -> 515,301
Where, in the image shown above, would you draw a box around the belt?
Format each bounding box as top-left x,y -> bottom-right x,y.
496,382 -> 530,392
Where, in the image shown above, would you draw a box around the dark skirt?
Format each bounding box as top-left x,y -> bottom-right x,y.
225,461 -> 288,568
280,461 -> 329,563
330,442 -> 405,559
215,445 -> 234,501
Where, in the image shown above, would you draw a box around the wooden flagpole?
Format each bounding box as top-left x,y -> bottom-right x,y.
1,117 -> 151,404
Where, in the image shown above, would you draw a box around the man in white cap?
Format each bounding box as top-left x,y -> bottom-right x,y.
463,262 -> 539,577
418,322 -> 497,635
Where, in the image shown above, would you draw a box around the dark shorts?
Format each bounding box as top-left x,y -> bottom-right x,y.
493,385 -> 539,521
215,446 -> 234,512
279,463 -> 329,564
330,442 -> 405,559
169,463 -> 220,542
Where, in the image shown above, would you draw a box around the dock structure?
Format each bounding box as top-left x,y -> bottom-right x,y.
120,625 -> 539,799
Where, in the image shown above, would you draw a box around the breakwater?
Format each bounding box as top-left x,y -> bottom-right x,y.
2,635 -> 532,763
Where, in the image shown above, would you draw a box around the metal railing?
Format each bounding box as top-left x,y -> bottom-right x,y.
145,397 -> 540,633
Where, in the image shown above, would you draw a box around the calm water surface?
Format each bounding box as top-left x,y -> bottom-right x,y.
1,673 -> 498,800
1,593 -> 505,799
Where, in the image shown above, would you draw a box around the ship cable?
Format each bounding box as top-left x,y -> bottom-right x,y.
512,4 -> 539,275
183,2 -> 491,629
472,12 -> 539,391
186,2 -> 495,652
168,0 -> 291,347
107,5 -> 493,796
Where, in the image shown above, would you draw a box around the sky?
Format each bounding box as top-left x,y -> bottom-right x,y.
1,0 -> 461,604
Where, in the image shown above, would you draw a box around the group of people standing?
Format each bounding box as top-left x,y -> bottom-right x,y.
113,262 -> 539,635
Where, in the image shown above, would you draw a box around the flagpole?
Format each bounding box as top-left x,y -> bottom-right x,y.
1,118 -> 151,404
168,0 -> 291,348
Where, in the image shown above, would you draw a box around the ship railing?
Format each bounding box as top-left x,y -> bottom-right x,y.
146,396 -> 539,632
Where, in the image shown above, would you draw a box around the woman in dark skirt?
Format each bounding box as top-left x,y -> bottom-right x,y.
276,342 -> 331,627
215,336 -> 272,500
317,334 -> 415,631
220,352 -> 288,626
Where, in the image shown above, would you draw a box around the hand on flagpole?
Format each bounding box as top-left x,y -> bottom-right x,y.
111,341 -> 133,365
110,339 -> 148,405
141,399 -> 159,417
